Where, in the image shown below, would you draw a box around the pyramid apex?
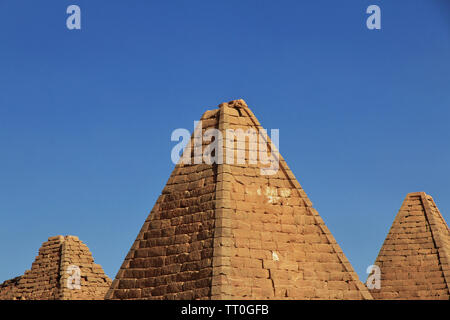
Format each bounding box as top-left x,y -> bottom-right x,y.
48,235 -> 65,242
406,191 -> 427,197
47,235 -> 80,242
64,235 -> 79,241
218,99 -> 248,109
405,192 -> 437,202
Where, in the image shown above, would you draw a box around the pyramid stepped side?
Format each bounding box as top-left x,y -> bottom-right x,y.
107,99 -> 371,300
369,192 -> 450,300
0,235 -> 111,300
106,109 -> 220,300
212,100 -> 371,299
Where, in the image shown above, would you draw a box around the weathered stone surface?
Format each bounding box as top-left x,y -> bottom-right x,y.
369,192 -> 450,300
106,99 -> 371,300
0,276 -> 22,300
0,235 -> 111,300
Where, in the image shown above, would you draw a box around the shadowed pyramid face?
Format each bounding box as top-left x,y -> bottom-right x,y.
369,192 -> 450,300
106,99 -> 372,300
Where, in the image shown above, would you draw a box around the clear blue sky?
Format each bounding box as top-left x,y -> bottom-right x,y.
0,1 -> 449,284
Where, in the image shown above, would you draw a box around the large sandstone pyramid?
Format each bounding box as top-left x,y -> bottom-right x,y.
0,235 -> 112,300
369,192 -> 450,300
106,99 -> 372,300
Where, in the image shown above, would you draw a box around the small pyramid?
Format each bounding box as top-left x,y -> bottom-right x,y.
369,192 -> 450,300
0,235 -> 112,300
106,99 -> 371,300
